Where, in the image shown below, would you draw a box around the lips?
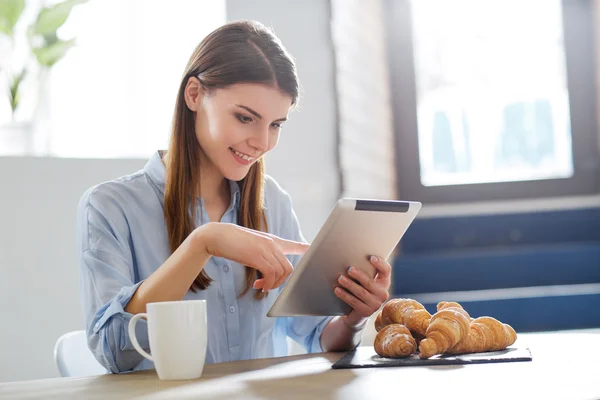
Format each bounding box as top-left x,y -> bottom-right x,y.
229,147 -> 256,162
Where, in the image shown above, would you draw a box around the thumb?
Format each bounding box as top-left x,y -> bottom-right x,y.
275,237 -> 310,255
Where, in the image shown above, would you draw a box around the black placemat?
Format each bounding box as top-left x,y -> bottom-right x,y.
332,345 -> 532,369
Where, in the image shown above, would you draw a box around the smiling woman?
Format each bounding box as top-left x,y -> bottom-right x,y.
185,83 -> 292,183
77,20 -> 393,375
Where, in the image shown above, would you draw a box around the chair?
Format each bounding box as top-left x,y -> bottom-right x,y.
54,330 -> 109,377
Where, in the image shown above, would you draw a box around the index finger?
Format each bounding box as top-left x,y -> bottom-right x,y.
273,237 -> 310,255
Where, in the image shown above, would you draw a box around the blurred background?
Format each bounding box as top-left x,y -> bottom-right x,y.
1,0 -> 599,382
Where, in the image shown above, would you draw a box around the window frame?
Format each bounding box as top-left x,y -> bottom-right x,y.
385,0 -> 600,203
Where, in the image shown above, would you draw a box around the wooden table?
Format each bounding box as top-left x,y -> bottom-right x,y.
2,329 -> 600,399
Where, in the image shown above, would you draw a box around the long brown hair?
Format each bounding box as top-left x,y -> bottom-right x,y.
164,20 -> 299,299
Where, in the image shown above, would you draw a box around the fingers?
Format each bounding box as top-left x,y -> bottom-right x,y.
262,250 -> 291,292
256,236 -> 304,291
346,266 -> 389,303
253,241 -> 294,292
370,255 -> 391,280
219,225 -> 301,292
334,262 -> 391,319
272,235 -> 310,255
237,226 -> 309,255
337,273 -> 381,310
334,287 -> 372,317
270,250 -> 294,289
255,251 -> 280,292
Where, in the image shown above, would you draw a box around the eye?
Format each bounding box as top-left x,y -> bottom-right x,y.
270,122 -> 282,129
236,114 -> 253,124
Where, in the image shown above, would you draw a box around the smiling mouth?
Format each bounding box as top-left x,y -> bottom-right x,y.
229,147 -> 256,162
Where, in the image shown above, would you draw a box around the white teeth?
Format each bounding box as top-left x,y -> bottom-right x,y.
232,148 -> 254,161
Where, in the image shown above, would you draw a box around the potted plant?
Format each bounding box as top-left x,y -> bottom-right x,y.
0,0 -> 87,156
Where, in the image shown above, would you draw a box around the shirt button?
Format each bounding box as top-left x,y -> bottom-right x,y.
229,305 -> 236,313
223,265 -> 229,273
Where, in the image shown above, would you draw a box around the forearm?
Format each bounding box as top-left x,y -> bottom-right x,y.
320,315 -> 368,352
124,224 -> 212,314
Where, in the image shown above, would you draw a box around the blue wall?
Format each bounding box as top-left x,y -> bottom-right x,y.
393,207 -> 600,332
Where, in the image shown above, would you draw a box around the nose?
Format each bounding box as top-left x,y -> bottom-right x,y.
247,126 -> 270,153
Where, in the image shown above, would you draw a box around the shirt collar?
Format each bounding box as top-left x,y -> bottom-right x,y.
144,150 -> 167,195
228,178 -> 241,208
144,150 -> 240,208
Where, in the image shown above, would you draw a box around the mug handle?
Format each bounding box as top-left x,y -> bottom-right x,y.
128,313 -> 153,361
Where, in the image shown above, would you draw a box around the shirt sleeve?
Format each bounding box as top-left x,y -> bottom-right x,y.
266,178 -> 334,353
77,185 -> 149,373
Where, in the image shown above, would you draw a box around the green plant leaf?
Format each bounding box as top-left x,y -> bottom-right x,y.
32,38 -> 76,67
8,69 -> 26,113
43,32 -> 59,46
0,0 -> 25,37
32,0 -> 87,36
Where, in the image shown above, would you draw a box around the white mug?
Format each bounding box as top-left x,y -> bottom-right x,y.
128,299 -> 207,380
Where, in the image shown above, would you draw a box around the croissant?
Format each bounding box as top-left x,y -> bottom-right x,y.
379,298 -> 431,339
438,302 -> 518,354
374,310 -> 389,332
374,324 -> 417,358
419,303 -> 470,359
437,301 -> 462,311
472,316 -> 517,351
434,302 -> 489,354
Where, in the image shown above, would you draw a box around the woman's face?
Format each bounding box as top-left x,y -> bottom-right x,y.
185,80 -> 293,182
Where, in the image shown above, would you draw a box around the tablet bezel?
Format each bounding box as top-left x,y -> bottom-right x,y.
267,198 -> 421,317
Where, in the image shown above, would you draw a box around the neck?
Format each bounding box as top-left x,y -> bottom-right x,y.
161,150 -> 230,205
199,164 -> 230,205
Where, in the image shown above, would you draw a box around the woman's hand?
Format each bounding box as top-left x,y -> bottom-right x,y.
194,222 -> 309,292
334,255 -> 391,327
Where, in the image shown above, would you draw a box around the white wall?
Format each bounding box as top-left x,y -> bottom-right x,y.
0,0 -> 338,383
0,157 -> 145,382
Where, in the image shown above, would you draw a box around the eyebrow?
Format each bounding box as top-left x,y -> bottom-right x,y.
235,104 -> 288,122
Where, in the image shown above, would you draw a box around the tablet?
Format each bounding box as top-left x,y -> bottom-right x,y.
267,198 -> 421,317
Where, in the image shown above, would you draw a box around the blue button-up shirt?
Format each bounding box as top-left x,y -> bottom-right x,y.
77,150 -> 332,373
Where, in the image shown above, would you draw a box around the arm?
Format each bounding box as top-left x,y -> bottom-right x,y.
320,315 -> 368,352
78,192 -> 216,372
124,227 -> 211,314
79,188 -> 304,372
126,221 -> 308,314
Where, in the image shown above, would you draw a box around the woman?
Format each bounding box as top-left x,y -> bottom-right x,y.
77,20 -> 391,373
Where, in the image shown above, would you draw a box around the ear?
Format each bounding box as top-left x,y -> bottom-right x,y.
184,76 -> 204,112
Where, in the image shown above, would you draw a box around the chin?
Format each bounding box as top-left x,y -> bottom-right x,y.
220,150 -> 261,181
223,166 -> 252,182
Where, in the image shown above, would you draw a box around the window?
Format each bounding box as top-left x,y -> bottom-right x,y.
0,0 -> 226,158
385,0 -> 600,332
385,0 -> 600,203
